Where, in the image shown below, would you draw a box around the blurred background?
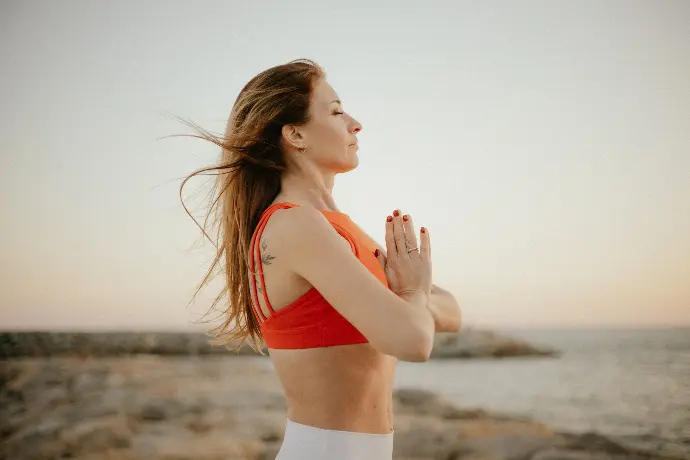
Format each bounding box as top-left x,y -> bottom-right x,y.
1,1 -> 688,459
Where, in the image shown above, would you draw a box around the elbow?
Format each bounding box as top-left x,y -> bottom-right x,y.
441,300 -> 463,333
372,325 -> 434,362
454,306 -> 464,332
446,296 -> 463,332
398,325 -> 434,363
446,314 -> 463,333
370,300 -> 436,362
435,309 -> 462,333
406,339 -> 433,362
454,300 -> 463,331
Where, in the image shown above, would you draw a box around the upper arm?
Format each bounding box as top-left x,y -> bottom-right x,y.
267,207 -> 432,361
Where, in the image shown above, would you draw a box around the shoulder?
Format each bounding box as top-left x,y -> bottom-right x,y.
260,206 -> 339,257
265,205 -> 331,235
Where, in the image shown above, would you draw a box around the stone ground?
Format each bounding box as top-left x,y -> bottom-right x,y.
1,355 -> 684,460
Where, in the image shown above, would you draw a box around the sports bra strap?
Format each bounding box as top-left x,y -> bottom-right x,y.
248,202 -> 358,323
248,203 -> 295,321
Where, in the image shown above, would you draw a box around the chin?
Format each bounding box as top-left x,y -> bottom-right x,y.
330,151 -> 358,173
342,153 -> 359,172
349,152 -> 360,168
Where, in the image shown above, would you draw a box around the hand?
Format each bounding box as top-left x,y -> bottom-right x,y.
374,210 -> 431,297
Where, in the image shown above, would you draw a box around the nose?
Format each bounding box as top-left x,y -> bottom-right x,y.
350,117 -> 362,134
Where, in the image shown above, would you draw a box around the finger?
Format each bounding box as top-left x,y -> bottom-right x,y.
419,226 -> 430,261
384,215 -> 397,258
402,214 -> 419,257
392,209 -> 406,255
374,248 -> 387,270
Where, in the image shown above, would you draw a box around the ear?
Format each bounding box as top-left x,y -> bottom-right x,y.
281,124 -> 305,150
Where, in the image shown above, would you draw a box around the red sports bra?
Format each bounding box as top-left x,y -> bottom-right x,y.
248,202 -> 389,349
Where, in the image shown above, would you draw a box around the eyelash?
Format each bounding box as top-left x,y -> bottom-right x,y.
333,111 -> 344,115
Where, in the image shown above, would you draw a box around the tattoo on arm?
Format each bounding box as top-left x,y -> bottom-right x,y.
260,237 -> 275,265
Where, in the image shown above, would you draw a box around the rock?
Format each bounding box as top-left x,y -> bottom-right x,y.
131,431 -> 264,460
138,402 -> 169,421
0,330 -> 558,360
0,361 -> 21,385
392,422 -> 457,458
394,388 -> 441,408
133,395 -> 205,422
561,432 -> 634,455
1,356 -> 681,460
530,449 -> 619,460
393,388 -> 489,420
447,434 -> 566,460
2,416 -> 67,459
60,416 -> 132,453
431,329 -> 558,359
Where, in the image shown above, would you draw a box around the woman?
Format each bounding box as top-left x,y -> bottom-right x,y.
178,59 -> 462,459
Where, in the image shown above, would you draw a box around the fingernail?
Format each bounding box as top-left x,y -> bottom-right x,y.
393,210 -> 400,217
421,227 -> 426,233
386,216 -> 393,222
403,214 -> 409,222
374,249 -> 379,257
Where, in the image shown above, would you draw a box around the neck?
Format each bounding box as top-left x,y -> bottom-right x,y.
276,162 -> 339,212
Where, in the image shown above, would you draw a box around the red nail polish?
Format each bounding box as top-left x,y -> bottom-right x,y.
403,215 -> 409,222
386,216 -> 393,222
393,210 -> 400,217
421,227 -> 426,233
374,249 -> 379,257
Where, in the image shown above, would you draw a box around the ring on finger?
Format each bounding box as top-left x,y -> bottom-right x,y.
406,247 -> 419,253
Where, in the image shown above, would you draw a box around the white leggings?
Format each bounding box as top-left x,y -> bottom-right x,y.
275,419 -> 394,460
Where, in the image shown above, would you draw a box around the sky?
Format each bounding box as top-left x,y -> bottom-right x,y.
1,0 -> 688,331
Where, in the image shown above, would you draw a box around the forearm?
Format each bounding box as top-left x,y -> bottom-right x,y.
396,290 -> 435,361
427,284 -> 462,332
400,289 -> 436,336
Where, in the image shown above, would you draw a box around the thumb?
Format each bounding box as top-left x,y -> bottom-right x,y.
374,248 -> 386,270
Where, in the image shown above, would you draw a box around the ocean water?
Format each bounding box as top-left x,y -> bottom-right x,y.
395,327 -> 690,457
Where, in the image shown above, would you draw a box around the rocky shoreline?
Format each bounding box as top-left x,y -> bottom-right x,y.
1,354 -> 685,460
0,329 -> 557,360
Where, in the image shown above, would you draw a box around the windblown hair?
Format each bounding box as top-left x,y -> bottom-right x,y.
171,59 -> 324,354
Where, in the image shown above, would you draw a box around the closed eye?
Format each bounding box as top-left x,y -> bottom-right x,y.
333,111 -> 344,115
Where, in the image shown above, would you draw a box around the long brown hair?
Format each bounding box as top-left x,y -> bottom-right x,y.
169,59 -> 324,354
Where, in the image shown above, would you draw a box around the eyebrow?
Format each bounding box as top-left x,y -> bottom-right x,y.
329,99 -> 341,105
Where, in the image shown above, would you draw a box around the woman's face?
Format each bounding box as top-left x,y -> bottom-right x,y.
299,78 -> 362,172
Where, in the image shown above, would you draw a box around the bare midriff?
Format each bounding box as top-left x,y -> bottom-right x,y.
269,343 -> 397,434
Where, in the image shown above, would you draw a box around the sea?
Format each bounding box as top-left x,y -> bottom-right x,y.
395,327 -> 690,457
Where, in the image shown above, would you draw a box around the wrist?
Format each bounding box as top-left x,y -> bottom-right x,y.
397,289 -> 429,303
